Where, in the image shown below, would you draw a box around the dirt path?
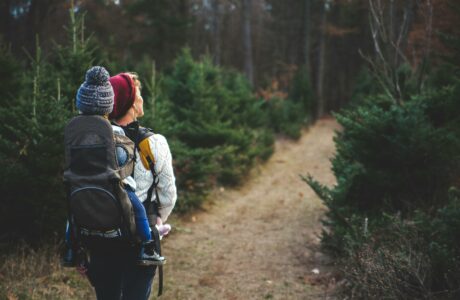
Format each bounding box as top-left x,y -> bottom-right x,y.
157,118 -> 339,300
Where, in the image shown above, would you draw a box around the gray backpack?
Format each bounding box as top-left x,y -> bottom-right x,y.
63,115 -> 136,243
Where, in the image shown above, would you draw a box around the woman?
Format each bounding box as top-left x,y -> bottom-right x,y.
109,72 -> 177,226
87,72 -> 177,300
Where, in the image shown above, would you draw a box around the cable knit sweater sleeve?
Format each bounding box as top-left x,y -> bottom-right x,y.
133,133 -> 177,222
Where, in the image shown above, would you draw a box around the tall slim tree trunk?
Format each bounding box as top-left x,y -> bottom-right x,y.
26,0 -> 55,54
316,1 -> 328,118
212,0 -> 221,65
399,0 -> 415,59
1,0 -> 11,45
179,0 -> 189,49
338,68 -> 347,109
242,0 -> 254,87
389,0 -> 395,44
26,0 -> 40,52
286,4 -> 296,65
302,0 -> 311,72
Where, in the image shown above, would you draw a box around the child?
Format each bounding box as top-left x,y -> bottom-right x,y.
62,66 -> 166,267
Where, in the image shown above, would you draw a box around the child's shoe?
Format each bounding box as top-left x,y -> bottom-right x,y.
137,240 -> 166,266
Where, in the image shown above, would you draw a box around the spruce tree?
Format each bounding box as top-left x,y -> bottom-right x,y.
0,2 -> 107,244
156,49 -> 274,211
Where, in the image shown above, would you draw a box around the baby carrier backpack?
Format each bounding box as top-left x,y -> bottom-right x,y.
63,115 -> 137,245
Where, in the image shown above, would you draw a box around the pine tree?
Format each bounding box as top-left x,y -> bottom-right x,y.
156,49 -> 274,211
0,1 -> 108,243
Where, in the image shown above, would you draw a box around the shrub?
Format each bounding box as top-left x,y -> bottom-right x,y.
342,224 -> 432,300
414,189 -> 460,296
145,49 -> 275,211
304,73 -> 460,297
339,192 -> 460,300
289,66 -> 315,121
307,92 -> 460,216
264,97 -> 304,139
256,66 -> 314,139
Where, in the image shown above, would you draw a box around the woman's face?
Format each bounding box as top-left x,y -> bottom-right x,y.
133,86 -> 144,118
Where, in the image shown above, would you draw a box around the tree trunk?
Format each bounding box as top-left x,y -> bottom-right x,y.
212,0 -> 221,65
316,1 -> 328,118
26,0 -> 40,52
302,0 -> 311,72
0,0 -> 12,45
399,0 -> 415,57
338,68 -> 347,109
389,0 -> 395,45
242,0 -> 254,87
26,0 -> 56,53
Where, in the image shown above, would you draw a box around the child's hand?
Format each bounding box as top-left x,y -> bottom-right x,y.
159,224 -> 171,237
156,217 -> 171,237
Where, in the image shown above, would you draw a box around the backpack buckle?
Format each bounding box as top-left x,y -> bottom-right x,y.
80,227 -> 123,238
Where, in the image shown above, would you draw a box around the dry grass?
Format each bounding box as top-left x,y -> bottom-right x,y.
0,242 -> 93,300
343,243 -> 432,300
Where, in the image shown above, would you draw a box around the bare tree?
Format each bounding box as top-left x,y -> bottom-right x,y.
361,0 -> 432,104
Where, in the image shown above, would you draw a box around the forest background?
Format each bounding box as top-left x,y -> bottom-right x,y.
1,0 -> 460,299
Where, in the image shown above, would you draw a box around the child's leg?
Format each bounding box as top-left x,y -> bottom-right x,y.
62,221 -> 75,267
125,186 -> 152,242
125,186 -> 165,266
65,221 -> 71,245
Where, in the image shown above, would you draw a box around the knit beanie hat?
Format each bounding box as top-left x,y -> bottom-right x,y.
76,66 -> 114,115
109,73 -> 136,120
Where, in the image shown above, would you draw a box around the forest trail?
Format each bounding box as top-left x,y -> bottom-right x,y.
158,118 -> 339,300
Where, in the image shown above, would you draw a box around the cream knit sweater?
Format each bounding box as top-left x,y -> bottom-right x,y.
132,133 -> 177,223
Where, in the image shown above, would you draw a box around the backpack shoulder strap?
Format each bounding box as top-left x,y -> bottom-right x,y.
135,126 -> 165,297
119,123 -> 164,296
137,127 -> 155,171
137,127 -> 160,210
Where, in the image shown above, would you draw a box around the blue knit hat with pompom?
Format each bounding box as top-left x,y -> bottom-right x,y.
76,66 -> 114,115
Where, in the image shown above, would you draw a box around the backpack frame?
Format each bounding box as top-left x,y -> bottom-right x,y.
63,115 -> 137,246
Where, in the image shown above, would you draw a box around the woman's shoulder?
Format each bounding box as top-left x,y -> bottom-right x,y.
148,133 -> 169,148
145,133 -> 172,165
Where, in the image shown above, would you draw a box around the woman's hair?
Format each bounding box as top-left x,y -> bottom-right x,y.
127,72 -> 142,91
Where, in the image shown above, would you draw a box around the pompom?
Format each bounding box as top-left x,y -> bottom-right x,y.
85,66 -> 110,85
